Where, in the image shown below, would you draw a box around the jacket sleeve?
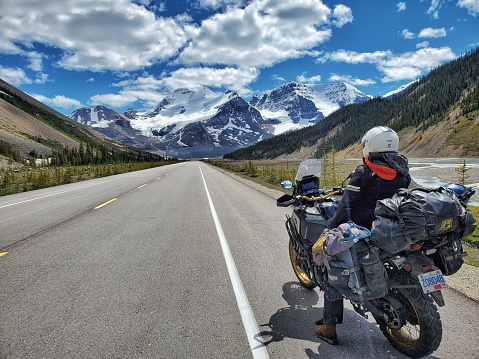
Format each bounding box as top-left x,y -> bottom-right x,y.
328,167 -> 366,229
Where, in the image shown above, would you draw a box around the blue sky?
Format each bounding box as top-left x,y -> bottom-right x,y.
0,0 -> 478,115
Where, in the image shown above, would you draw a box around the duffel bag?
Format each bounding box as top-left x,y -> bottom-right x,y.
371,187 -> 470,253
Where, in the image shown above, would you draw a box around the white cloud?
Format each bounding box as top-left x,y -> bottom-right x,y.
416,41 -> 430,48
31,94 -> 82,109
457,0 -> 479,16
297,73 -> 322,83
197,0 -> 247,9
177,0 -> 335,67
329,74 -> 376,86
318,50 -> 393,64
26,52 -> 43,72
379,47 -> 456,82
89,66 -> 259,109
0,0 -> 190,72
331,4 -> 353,28
427,0 -> 445,19
0,66 -> 31,86
397,2 -> 406,11
401,29 -> 415,39
418,27 -> 447,38
271,74 -> 286,82
318,47 -> 456,83
162,67 -> 260,97
92,75 -> 166,109
34,73 -> 50,84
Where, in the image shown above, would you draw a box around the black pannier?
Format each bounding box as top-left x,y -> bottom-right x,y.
371,187 -> 474,254
427,240 -> 466,276
313,223 -> 387,302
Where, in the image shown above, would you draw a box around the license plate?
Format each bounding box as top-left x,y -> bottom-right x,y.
418,270 -> 447,294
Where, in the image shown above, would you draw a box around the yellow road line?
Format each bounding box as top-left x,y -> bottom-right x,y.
156,177 -> 161,180
138,184 -> 148,189
94,198 -> 117,209
0,252 -> 8,257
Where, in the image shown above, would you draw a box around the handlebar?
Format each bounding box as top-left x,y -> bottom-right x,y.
301,189 -> 343,202
277,188 -> 343,207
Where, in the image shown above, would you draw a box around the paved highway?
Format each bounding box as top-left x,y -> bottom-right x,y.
1,161 -> 478,358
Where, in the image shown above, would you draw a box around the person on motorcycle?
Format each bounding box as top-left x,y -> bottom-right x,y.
314,126 -> 411,345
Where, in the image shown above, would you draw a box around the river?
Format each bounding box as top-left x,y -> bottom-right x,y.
408,158 -> 479,206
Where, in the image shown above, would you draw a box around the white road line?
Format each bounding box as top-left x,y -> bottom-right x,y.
0,179 -> 118,209
199,164 -> 270,359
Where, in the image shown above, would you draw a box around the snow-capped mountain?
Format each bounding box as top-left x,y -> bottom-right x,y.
250,81 -> 369,134
70,88 -> 272,157
69,82 -> 370,157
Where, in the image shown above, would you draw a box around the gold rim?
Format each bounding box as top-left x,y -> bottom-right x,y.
289,241 -> 312,286
386,294 -> 421,346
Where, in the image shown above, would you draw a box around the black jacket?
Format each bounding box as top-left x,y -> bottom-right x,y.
328,152 -> 411,230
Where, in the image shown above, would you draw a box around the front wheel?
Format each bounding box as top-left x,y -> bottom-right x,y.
375,283 -> 442,358
289,241 -> 316,289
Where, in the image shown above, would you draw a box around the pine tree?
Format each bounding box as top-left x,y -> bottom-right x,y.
455,159 -> 470,184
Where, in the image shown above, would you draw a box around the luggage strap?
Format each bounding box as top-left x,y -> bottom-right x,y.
341,266 -> 361,276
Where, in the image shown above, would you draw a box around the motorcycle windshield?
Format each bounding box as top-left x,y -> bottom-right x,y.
295,159 -> 321,182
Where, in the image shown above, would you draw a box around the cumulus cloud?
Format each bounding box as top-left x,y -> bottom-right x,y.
418,27 -> 447,38
177,0 -> 337,67
331,4 -> 353,28
401,29 -> 415,39
89,66 -> 259,109
0,0 -> 190,72
297,73 -> 322,83
318,47 -> 456,83
458,0 -> 479,16
31,94 -> 83,109
162,67 -> 259,96
0,66 -> 31,86
416,41 -> 429,48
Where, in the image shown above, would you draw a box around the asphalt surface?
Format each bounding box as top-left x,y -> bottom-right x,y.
1,161 -> 478,359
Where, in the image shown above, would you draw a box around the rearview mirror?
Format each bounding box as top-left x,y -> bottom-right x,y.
281,180 -> 293,189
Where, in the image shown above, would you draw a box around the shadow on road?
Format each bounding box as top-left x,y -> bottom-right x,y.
254,281 -> 440,359
254,282 -> 323,345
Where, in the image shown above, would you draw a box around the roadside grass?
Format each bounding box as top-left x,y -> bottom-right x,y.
0,160 -> 181,196
463,206 -> 479,268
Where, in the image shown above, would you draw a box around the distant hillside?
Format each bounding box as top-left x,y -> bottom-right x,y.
0,79 -> 159,164
224,48 -> 479,160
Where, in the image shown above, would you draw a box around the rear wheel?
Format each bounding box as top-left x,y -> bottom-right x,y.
289,241 -> 316,289
375,283 -> 442,358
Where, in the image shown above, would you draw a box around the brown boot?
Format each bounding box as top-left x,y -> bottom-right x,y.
314,320 -> 338,345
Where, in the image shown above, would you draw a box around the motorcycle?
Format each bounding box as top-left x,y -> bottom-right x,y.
277,159 -> 476,358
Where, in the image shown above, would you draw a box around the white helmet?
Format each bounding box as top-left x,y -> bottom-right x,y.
361,126 -> 399,157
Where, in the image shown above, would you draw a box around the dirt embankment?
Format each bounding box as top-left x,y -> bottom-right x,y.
0,98 -> 81,158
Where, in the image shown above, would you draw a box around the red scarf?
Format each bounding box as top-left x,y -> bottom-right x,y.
364,156 -> 397,180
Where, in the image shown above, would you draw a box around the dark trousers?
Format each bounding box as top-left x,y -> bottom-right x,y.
323,290 -> 344,324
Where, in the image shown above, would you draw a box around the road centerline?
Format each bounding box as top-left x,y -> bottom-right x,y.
198,164 -> 269,359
